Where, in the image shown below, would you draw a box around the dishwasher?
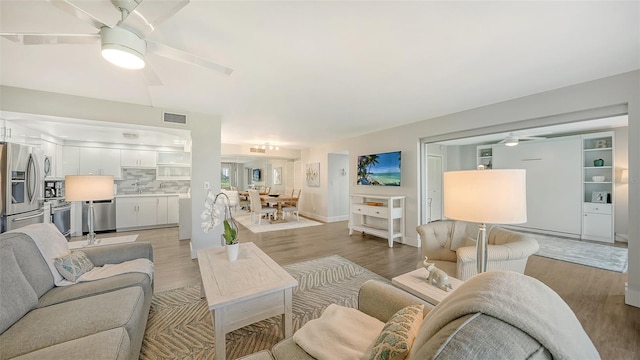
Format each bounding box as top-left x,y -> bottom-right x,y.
82,199 -> 116,233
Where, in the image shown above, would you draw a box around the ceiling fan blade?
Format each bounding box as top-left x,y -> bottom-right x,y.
119,0 -> 189,37
46,0 -> 111,29
143,61 -> 163,86
0,33 -> 100,45
520,136 -> 547,141
147,40 -> 233,75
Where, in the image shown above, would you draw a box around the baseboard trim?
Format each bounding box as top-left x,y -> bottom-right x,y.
625,283 -> 640,308
616,233 -> 629,242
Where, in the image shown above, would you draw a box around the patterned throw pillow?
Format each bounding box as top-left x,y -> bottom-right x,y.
369,304 -> 425,360
54,251 -> 94,282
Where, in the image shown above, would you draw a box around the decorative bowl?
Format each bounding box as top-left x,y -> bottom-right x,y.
269,194 -> 280,197
592,176 -> 605,182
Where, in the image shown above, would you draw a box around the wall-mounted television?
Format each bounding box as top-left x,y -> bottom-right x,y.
357,151 -> 401,186
252,168 -> 262,181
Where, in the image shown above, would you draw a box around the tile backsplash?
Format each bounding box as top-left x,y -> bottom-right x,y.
116,168 -> 190,195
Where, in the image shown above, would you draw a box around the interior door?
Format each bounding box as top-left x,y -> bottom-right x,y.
427,155 -> 443,222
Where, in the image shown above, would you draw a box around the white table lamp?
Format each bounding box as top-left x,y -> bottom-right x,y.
65,175 -> 114,245
443,169 -> 527,274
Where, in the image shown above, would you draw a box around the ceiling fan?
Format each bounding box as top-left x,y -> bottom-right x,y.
0,0 -> 233,85
498,132 -> 546,146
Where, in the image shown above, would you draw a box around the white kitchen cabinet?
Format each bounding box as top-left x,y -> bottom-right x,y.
156,196 -> 168,224
55,144 -> 64,177
62,146 -> 80,176
116,195 -> 179,231
167,195 -> 179,224
116,196 -> 158,230
121,150 -> 156,168
348,194 -> 406,247
79,147 -> 121,178
156,151 -> 191,180
0,119 -> 39,145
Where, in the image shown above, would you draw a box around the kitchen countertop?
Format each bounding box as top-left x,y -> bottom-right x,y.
115,193 -> 182,198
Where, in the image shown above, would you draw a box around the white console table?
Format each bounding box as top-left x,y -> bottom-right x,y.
348,194 -> 406,247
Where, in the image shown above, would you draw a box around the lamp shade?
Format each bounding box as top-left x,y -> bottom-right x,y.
621,169 -> 629,183
444,169 -> 527,224
65,175 -> 114,201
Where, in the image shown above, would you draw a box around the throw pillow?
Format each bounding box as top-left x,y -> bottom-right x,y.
54,251 -> 94,282
369,304 -> 425,360
0,246 -> 38,333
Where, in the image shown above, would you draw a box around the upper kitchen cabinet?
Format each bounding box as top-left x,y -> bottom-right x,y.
62,146 -> 80,176
156,151 -> 191,180
0,119 -> 40,145
63,146 -> 121,178
121,150 -> 157,168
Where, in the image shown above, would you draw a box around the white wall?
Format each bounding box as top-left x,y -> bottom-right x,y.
614,126 -> 629,240
302,70 -> 640,307
327,153 -> 349,221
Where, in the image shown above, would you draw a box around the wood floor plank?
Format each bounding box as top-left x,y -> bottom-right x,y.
84,219 -> 640,359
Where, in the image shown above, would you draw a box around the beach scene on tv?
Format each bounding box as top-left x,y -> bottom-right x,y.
357,151 -> 401,186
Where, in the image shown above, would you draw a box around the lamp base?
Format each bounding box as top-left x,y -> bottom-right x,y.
476,223 -> 488,274
85,201 -> 99,246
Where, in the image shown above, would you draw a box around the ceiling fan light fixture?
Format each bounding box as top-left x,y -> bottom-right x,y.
504,135 -> 519,147
100,26 -> 146,69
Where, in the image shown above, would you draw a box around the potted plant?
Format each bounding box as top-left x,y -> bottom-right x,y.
201,191 -> 240,261
223,219 -> 239,261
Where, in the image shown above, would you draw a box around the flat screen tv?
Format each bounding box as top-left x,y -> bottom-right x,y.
357,151 -> 401,186
252,168 -> 261,181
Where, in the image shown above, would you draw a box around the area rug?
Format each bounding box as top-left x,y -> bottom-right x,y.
140,255 -> 387,359
533,234 -> 628,273
234,212 -> 323,233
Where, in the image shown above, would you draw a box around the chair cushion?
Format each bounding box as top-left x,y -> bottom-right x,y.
0,246 -> 38,333
369,304 -> 424,360
0,286 -> 145,359
36,271 -> 152,308
10,328 -> 131,360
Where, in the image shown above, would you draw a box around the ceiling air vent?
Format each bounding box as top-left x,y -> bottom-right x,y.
250,147 -> 266,153
162,112 -> 187,125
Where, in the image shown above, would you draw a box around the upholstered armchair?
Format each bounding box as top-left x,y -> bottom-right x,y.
416,220 -> 539,280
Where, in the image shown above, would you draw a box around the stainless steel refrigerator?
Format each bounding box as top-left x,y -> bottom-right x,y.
1,142 -> 45,232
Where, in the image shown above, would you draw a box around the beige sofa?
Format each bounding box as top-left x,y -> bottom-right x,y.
417,220 -> 540,280
238,271 -> 599,360
0,224 -> 153,360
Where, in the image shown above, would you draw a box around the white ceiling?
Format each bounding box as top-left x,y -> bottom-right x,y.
1,1 -> 638,149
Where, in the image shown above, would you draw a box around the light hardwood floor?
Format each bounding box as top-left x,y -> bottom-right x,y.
97,220 -> 639,359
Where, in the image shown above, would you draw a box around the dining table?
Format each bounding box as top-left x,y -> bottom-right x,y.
260,194 -> 296,223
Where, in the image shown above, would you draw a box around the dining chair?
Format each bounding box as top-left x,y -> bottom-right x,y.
282,189 -> 300,221
220,189 -> 240,212
248,189 -> 276,224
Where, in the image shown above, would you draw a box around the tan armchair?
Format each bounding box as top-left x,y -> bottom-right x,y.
416,220 -> 539,280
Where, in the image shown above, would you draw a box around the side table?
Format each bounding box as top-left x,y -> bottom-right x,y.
391,267 -> 464,306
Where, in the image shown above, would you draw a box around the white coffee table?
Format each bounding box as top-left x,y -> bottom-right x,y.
68,235 -> 138,250
392,267 -> 464,305
197,242 -> 298,360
